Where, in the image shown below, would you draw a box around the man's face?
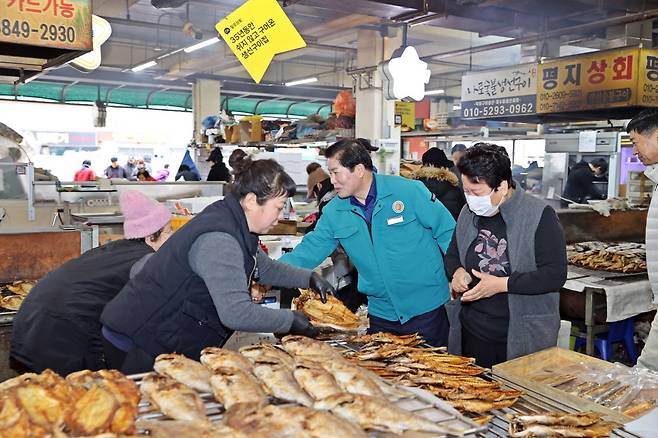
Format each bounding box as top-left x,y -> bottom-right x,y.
630,129 -> 658,165
452,151 -> 465,164
327,157 -> 365,198
111,161 -> 118,168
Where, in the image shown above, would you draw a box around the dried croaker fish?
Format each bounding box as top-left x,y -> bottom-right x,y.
140,374 -> 208,423
239,344 -> 295,370
314,393 -> 453,434
200,347 -> 254,373
292,360 -> 343,401
209,367 -> 268,409
154,353 -> 212,393
252,361 -> 313,407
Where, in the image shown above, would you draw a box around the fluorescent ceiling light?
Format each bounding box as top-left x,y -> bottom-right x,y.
131,60 -> 157,72
184,37 -> 220,53
425,89 -> 445,95
285,77 -> 318,86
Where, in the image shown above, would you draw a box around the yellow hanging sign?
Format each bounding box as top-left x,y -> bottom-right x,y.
216,0 -> 306,83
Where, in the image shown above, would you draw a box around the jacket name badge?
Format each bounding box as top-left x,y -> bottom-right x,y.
387,216 -> 404,225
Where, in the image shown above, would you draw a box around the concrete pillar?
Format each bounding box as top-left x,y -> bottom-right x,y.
192,79 -> 221,142
354,29 -> 403,175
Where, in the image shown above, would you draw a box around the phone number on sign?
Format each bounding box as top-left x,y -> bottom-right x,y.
1,19 -> 76,44
462,103 -> 534,118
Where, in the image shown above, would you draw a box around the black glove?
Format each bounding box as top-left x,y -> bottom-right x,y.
309,272 -> 335,304
288,311 -> 319,338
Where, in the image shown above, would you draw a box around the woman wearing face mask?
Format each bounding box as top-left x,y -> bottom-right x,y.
444,143 -> 567,368
101,158 -> 334,374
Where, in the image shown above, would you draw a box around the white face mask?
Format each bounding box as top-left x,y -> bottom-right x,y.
645,165 -> 658,184
465,189 -> 502,217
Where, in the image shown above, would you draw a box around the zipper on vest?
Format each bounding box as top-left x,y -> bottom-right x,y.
248,255 -> 257,284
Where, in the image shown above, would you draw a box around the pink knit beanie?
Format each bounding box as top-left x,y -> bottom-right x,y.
120,190 -> 172,239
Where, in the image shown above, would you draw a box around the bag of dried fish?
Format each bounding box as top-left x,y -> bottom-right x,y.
508,412 -> 620,437
292,288 -> 362,331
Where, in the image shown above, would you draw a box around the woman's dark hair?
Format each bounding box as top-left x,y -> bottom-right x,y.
457,142 -> 515,189
627,108 -> 658,134
422,148 -> 453,168
129,224 -> 166,243
325,138 -> 374,171
590,157 -> 608,174
137,169 -> 151,178
231,158 -> 296,204
229,149 -> 247,169
306,162 -> 322,175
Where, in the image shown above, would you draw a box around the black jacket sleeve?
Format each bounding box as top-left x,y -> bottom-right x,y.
507,206 -> 567,294
444,231 -> 462,280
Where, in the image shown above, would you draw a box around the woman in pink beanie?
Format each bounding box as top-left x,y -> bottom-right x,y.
10,190 -> 172,375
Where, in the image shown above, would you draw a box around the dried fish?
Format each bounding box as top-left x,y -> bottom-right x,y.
281,335 -> 341,361
252,362 -> 313,407
622,400 -> 657,418
321,360 -> 385,398
209,367 -> 268,409
293,288 -> 361,330
136,419 -> 246,438
140,374 -> 208,423
154,353 -> 212,393
200,347 -> 254,373
239,344 -> 295,370
292,361 -> 343,401
314,393 -> 452,434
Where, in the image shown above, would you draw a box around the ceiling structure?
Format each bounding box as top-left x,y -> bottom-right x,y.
27,0 -> 658,111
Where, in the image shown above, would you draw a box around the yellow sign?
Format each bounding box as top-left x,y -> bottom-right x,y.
216,0 -> 306,83
395,101 -> 416,130
637,48 -> 658,107
537,48 -> 638,113
0,0 -> 92,50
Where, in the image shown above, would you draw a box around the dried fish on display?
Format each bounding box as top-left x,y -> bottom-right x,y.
252,361 -> 314,407
140,374 -> 208,424
209,367 -> 268,409
154,353 -> 212,393
200,347 -> 254,374
238,343 -> 295,370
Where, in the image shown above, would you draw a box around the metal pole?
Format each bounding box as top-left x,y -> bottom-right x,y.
27,163 -> 35,221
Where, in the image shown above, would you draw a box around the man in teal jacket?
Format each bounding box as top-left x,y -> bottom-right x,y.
280,139 -> 456,346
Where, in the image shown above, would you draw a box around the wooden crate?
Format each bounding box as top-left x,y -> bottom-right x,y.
492,347 -> 633,423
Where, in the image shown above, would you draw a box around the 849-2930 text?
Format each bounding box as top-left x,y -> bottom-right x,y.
1,19 -> 76,44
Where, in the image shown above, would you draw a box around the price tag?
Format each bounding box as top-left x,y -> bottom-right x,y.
216,0 -> 306,83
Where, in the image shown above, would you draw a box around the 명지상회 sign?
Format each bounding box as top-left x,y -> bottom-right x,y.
460,64 -> 537,119
0,0 -> 92,50
537,47 -> 638,113
216,0 -> 306,83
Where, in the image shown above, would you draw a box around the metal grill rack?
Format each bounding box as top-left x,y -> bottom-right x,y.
324,338 -> 642,438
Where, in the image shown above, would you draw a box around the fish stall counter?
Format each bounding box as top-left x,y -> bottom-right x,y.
0,227 -> 94,381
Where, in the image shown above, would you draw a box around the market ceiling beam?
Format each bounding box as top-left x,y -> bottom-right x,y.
422,7 -> 658,60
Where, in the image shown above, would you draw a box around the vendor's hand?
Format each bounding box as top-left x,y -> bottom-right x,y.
309,272 -> 335,304
288,311 -> 319,338
250,283 -> 269,303
450,267 -> 471,298
460,270 -> 508,302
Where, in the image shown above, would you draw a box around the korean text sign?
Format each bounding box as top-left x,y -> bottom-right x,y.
460,64 -> 537,119
216,0 -> 306,83
537,48 -> 638,113
1,0 -> 92,50
637,48 -> 658,107
394,101 -> 416,130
